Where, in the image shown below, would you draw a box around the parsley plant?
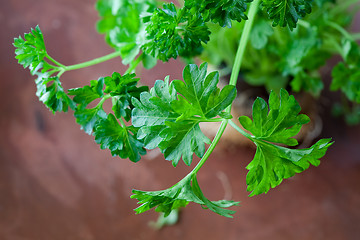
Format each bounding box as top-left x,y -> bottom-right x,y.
14,0 -> 350,218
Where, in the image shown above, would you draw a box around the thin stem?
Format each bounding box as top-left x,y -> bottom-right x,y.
228,0 -> 260,88
119,117 -> 126,127
351,33 -> 360,40
191,0 -> 260,175
46,53 -> 65,68
228,120 -> 252,139
192,120 -> 228,174
64,51 -> 122,71
98,94 -> 111,107
125,53 -> 143,74
325,21 -> 354,41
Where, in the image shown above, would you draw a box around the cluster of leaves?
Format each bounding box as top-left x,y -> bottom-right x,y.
68,72 -> 149,162
131,173 -> 240,218
130,73 -> 332,216
132,63 -> 236,166
13,26 -> 74,113
142,3 -> 210,61
98,0 -> 318,63
201,0 -> 360,123
238,90 -> 333,195
13,0 -> 337,218
96,0 -> 158,66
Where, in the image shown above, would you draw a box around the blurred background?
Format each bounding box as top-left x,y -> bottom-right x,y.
1,0 -> 360,239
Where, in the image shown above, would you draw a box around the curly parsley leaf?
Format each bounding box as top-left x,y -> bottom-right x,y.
68,72 -> 147,162
96,0 -> 156,65
132,63 -> 236,166
185,0 -> 252,28
239,89 -> 333,196
262,0 -> 313,30
131,174 -> 240,218
104,72 -> 149,121
143,3 -> 210,61
94,114 -> 146,162
13,25 -> 53,75
36,75 -> 75,113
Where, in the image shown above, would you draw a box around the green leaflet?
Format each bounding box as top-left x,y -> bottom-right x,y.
239,89 -> 310,146
262,0 -> 313,30
95,0 -> 156,65
131,174 -> 240,218
68,72 -> 148,162
132,63 -> 236,166
331,40 -> 360,103
185,0 -> 252,28
246,139 -> 332,196
13,25 -> 52,75
238,89 -> 333,195
95,114 -> 146,162
142,2 -> 210,61
36,75 -> 75,113
14,26 -> 73,113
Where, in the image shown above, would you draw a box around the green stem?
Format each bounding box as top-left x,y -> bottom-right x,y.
191,0 -> 260,175
64,51 -> 122,71
192,120 -> 228,174
98,94 -> 111,107
351,33 -> 360,40
228,0 -> 260,89
325,21 -> 354,41
46,53 -> 65,68
228,120 -> 252,139
125,53 -> 143,74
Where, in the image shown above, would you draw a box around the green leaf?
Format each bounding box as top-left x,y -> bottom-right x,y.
291,70 -> 324,97
104,72 -> 148,121
94,114 -> 146,162
262,0 -> 313,30
73,107 -> 107,135
142,3 -> 210,61
68,78 -> 105,108
131,174 -> 239,218
95,0 -> 157,65
36,75 -> 75,113
239,89 -> 310,146
13,25 -> 54,75
250,19 -> 274,49
132,63 -> 235,166
238,89 -> 333,195
185,0 -> 252,28
246,138 -> 333,196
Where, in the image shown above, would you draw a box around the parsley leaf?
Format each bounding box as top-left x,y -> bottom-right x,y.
13,25 -> 53,75
36,75 -> 75,113
331,40 -> 360,103
142,3 -> 210,61
95,0 -> 156,65
104,72 -> 149,121
262,0 -> 313,30
132,63 -> 236,166
95,114 -> 146,162
185,0 -> 252,28
238,89 -> 333,196
131,174 -> 240,218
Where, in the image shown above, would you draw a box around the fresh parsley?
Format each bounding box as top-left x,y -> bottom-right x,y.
14,0 -> 350,219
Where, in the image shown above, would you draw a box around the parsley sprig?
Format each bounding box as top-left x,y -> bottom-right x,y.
13,0 -> 339,218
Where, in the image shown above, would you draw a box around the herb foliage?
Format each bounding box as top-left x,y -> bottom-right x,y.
14,0 -> 359,218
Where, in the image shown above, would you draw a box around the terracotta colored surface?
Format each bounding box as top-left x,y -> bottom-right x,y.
1,1 -> 360,240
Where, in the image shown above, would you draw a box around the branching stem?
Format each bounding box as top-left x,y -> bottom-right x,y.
63,51 -> 122,71
191,0 -> 260,175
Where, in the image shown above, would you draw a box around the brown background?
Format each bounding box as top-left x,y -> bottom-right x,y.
1,0 -> 360,239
